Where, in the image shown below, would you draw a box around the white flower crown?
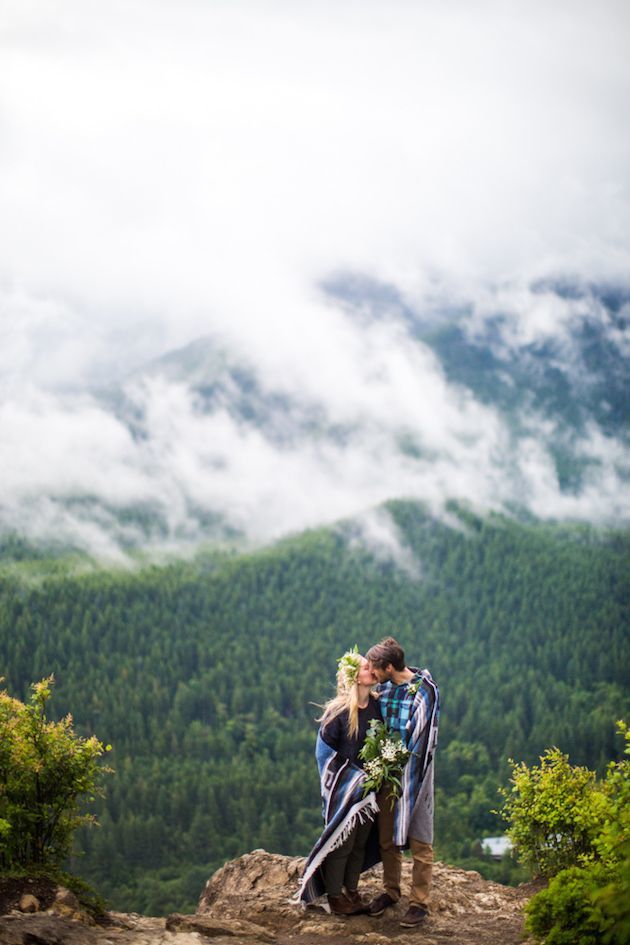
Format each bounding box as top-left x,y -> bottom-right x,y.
337,645 -> 362,690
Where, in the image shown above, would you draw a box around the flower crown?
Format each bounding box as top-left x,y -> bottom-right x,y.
337,645 -> 362,691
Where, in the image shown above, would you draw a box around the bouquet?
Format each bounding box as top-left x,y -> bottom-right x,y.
358,720 -> 410,801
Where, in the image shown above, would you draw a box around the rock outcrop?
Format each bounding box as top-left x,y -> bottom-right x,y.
0,850 -> 531,945
197,849 -> 530,944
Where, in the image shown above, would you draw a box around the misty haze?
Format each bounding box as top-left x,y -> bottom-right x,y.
1,0 -> 628,558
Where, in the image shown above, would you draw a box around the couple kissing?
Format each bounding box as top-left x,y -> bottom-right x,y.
298,636 -> 439,929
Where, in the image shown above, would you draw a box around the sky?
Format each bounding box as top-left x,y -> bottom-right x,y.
1,0 -> 629,558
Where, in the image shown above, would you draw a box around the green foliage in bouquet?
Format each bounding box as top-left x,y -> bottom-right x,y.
499,722 -> 630,945
358,719 -> 409,801
0,676 -> 112,871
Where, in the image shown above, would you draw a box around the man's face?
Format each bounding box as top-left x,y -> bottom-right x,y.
368,661 -> 393,683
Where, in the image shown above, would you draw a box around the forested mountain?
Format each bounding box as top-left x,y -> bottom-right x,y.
1,502 -> 628,913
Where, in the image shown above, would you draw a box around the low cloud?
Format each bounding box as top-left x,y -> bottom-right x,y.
0,1 -> 628,559
343,509 -> 423,581
2,290 -> 627,560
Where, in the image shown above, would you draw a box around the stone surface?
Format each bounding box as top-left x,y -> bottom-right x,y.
199,850 -> 303,912
0,913 -> 102,944
167,912 -> 275,940
197,850 -> 533,945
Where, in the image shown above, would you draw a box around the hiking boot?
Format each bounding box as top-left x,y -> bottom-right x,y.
399,905 -> 429,927
327,894 -> 366,916
343,889 -> 369,913
367,892 -> 397,916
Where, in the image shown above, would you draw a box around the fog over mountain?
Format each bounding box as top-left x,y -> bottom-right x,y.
1,0 -> 629,557
2,278 -> 627,558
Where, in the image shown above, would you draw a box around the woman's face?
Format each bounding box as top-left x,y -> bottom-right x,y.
357,656 -> 377,686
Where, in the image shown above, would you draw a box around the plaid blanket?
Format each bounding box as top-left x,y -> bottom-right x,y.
380,668 -> 439,846
298,731 -> 379,904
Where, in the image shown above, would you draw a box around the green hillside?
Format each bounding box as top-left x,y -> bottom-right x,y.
0,502 -> 628,913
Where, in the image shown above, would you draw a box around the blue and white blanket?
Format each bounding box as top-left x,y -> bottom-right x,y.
391,669 -> 440,846
298,732 -> 379,904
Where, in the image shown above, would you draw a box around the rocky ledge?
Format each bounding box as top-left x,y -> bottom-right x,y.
0,850 -> 533,945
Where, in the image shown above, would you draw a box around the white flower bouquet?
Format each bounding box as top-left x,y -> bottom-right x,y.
358,719 -> 410,801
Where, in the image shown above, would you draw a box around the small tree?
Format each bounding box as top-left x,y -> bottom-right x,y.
0,676 -> 111,871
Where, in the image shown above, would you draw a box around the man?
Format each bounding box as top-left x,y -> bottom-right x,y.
366,636 -> 439,929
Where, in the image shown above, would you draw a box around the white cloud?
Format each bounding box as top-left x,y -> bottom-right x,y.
1,0 -> 629,328
0,0 -> 628,556
0,387 -> 146,503
513,429 -> 629,522
344,509 -> 422,580
1,336 -> 627,557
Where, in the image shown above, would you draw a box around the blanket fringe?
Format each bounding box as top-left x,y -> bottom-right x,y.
297,793 -> 378,903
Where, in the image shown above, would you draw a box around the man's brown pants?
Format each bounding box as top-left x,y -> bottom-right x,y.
377,789 -> 433,909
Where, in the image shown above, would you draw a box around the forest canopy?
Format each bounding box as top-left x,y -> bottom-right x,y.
0,502 -> 628,913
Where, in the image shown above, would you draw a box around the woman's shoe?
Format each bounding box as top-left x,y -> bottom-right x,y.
327,893 -> 366,915
343,889 -> 369,913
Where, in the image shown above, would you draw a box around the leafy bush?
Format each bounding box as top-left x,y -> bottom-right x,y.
525,856 -> 630,945
0,676 -> 111,870
499,722 -> 629,945
525,864 -> 615,945
592,855 -> 630,945
590,723 -> 630,945
498,746 -> 609,877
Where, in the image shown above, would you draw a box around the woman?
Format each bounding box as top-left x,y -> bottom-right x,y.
298,649 -> 381,915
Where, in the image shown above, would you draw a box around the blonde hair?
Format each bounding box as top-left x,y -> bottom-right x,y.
317,661 -> 374,740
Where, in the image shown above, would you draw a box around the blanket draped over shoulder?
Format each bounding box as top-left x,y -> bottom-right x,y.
298,732 -> 379,904
392,668 -> 440,847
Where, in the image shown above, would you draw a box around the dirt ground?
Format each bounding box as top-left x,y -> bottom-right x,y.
0,875 -> 58,914
264,903 -> 530,945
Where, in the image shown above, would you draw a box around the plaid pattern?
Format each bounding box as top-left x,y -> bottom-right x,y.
378,669 -> 440,846
377,670 -> 423,744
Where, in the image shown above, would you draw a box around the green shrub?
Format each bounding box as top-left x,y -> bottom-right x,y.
525,863 -> 614,945
498,747 -> 609,877
0,676 -> 111,870
525,856 -> 630,945
592,853 -> 630,945
499,722 -> 629,944
591,724 -> 630,945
